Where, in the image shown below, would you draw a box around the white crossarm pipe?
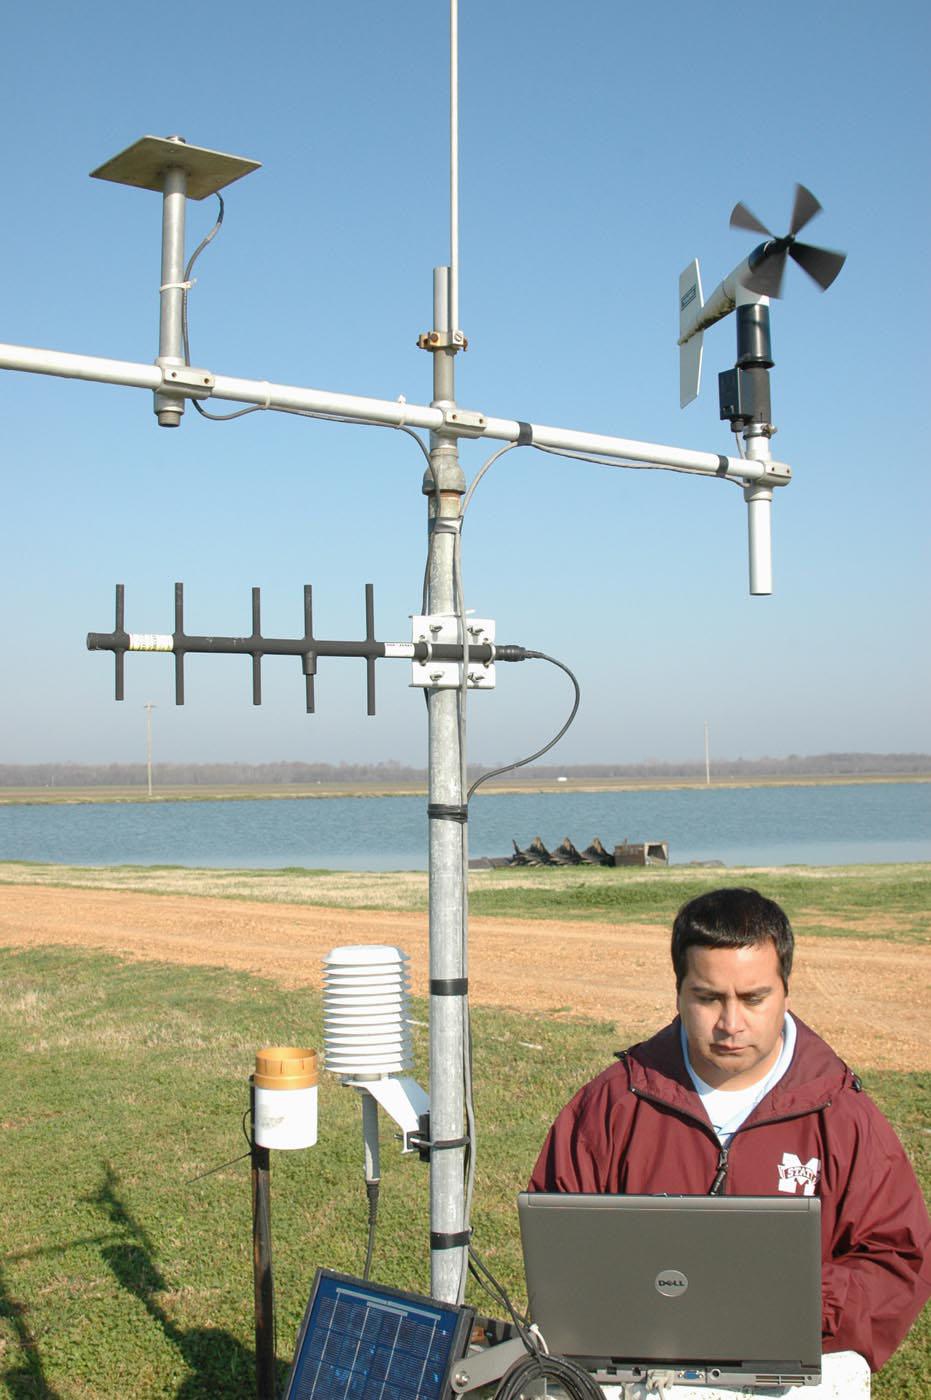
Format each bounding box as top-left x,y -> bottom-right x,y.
0,341 -> 788,485
0,343 -> 162,391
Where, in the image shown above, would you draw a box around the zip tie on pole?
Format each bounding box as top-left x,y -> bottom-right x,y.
430,978 -> 468,995
160,279 -> 195,292
427,803 -> 468,822
259,380 -> 272,409
396,394 -> 408,429
516,421 -> 534,446
430,1230 -> 472,1249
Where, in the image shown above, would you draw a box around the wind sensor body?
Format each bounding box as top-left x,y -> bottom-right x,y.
678,184 -> 846,593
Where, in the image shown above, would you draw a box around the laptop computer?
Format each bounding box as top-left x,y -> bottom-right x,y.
518,1193 -> 822,1388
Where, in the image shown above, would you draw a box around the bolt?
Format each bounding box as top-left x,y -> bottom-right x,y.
429,671 -> 444,684
453,1373 -> 468,1389
429,623 -> 442,635
430,332 -> 439,344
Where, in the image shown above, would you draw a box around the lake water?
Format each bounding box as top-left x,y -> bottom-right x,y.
0,782 -> 928,870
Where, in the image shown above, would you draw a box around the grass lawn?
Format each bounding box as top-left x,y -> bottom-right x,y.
1,947 -> 928,1398
2,863 -> 930,946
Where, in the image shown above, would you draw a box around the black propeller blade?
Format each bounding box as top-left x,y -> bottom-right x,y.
730,201 -> 772,238
730,184 -> 846,298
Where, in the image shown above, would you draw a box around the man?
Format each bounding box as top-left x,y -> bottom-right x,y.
529,887 -> 931,1373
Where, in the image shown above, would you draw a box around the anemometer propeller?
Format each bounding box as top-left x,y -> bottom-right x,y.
678,183 -> 846,409
731,184 -> 847,301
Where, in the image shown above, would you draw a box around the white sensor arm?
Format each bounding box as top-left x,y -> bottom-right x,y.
348,1076 -> 429,1154
0,341 -> 788,489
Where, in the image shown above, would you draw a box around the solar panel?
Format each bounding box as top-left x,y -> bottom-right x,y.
283,1269 -> 475,1400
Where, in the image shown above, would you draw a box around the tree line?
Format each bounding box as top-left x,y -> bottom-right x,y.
1,753 -> 928,788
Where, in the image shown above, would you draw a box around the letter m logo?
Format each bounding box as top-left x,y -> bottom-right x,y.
777,1151 -> 821,1196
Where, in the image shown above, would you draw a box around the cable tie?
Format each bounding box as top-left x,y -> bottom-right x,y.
427,803 -> 468,823
160,279 -> 195,292
430,1229 -> 472,1250
259,380 -> 272,409
429,977 -> 468,996
396,394 -> 408,429
516,421 -> 534,446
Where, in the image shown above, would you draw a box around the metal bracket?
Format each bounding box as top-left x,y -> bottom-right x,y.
417,329 -> 468,351
441,407 -> 486,437
157,361 -> 216,399
747,456 -> 791,485
449,1338 -> 528,1393
410,615 -> 495,690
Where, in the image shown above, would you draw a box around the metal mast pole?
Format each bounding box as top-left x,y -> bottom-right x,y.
154,140 -> 189,428
425,265 -> 467,1303
425,0 -> 468,1304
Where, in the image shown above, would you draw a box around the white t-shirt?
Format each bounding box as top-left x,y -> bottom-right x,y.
681,1012 -> 797,1146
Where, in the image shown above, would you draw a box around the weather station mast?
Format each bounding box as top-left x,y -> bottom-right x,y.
0,0 -> 844,1323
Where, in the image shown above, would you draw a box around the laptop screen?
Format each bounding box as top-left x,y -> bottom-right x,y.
518,1193 -> 822,1388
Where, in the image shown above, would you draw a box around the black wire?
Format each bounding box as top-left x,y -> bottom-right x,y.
466,1245 -> 534,1350
362,1180 -> 379,1281
467,652 -> 581,800
186,1149 -> 251,1185
495,1351 -> 605,1400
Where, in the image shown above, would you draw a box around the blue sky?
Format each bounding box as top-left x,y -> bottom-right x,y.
1,1 -> 928,769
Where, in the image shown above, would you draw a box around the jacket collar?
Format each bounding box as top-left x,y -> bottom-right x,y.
623,1015 -> 852,1122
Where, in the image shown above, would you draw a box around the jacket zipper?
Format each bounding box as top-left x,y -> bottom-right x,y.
709,1145 -> 729,1196
708,1102 -> 832,1195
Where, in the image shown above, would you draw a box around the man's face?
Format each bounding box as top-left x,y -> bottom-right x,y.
676,941 -> 787,1090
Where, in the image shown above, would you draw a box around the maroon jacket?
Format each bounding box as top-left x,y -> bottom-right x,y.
529,1016 -> 931,1371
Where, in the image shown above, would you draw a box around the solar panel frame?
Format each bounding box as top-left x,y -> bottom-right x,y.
283,1268 -> 475,1400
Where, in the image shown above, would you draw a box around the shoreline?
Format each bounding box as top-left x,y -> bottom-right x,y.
1,772 -> 929,806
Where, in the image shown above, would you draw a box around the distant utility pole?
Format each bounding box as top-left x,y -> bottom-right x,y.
704,720 -> 711,787
144,702 -> 156,797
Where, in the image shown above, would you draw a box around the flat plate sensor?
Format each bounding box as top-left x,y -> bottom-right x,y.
90,135 -> 260,200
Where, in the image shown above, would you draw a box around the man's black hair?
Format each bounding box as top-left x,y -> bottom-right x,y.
671,887 -> 794,991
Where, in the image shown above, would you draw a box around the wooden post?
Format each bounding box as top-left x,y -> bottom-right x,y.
250,1078 -> 276,1400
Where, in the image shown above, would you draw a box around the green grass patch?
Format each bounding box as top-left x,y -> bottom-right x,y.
468,865 -> 931,944
2,862 -> 930,943
0,948 -> 927,1397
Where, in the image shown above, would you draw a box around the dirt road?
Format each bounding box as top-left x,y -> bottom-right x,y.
1,884 -> 927,1070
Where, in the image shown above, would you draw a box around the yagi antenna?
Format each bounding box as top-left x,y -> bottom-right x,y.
678,183 -> 846,408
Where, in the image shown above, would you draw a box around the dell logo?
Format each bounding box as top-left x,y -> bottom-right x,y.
655,1270 -> 689,1297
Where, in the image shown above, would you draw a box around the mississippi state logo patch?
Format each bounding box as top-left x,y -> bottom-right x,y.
777,1151 -> 821,1196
